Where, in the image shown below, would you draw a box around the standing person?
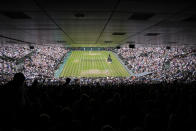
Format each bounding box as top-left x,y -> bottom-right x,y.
0,72 -> 26,130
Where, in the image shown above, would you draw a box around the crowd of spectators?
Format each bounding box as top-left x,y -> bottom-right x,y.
0,44 -> 31,59
24,45 -> 68,79
1,44 -> 196,131
1,44 -> 196,85
0,44 -> 68,84
0,72 -> 196,131
117,47 -> 196,82
0,44 -> 32,83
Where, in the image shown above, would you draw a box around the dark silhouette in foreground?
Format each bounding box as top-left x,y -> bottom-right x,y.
0,73 -> 196,131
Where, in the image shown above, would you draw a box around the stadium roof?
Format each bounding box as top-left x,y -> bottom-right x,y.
0,0 -> 196,47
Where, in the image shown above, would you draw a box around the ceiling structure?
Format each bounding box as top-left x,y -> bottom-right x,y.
0,0 -> 196,47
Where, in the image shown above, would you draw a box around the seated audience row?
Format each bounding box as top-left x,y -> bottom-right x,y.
117,47 -> 196,82
0,44 -> 68,84
0,73 -> 196,131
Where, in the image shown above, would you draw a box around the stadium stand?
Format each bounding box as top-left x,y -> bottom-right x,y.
1,45 -> 196,84
116,47 -> 196,82
1,44 -> 196,131
0,72 -> 196,131
0,0 -> 196,130
0,44 -> 68,84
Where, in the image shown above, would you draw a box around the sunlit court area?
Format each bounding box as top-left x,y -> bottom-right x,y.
1,0 -> 196,131
59,51 -> 130,77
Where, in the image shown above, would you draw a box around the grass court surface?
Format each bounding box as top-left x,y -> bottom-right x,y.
60,51 -> 130,77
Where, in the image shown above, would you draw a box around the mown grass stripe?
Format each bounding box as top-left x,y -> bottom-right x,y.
59,51 -> 129,78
